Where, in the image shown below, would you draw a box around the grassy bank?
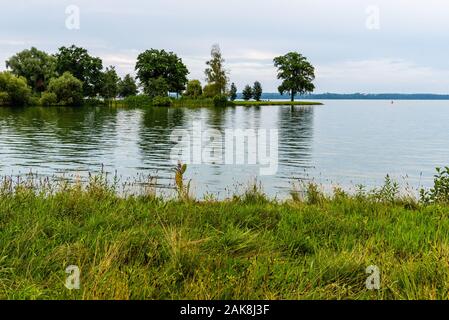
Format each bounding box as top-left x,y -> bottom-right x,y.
112,97 -> 323,108
170,99 -> 323,107
1,173 -> 449,300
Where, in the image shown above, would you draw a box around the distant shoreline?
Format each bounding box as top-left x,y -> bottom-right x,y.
250,93 -> 449,100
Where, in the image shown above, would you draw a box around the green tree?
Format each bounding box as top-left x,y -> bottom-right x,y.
145,76 -> 169,98
0,71 -> 32,106
242,85 -> 253,101
253,81 -> 262,101
184,80 -> 203,99
202,83 -> 220,98
152,96 -> 173,107
213,94 -> 228,107
47,72 -> 83,106
273,52 -> 315,102
55,45 -> 103,97
135,49 -> 189,97
6,47 -> 56,93
100,66 -> 119,102
39,91 -> 57,106
205,44 -> 228,95
118,74 -> 138,98
229,83 -> 237,101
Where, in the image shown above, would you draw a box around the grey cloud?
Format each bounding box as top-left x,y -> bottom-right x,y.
1,0 -> 449,92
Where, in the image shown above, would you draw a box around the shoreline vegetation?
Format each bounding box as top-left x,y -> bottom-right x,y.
0,98 -> 324,109
1,167 -> 449,299
1,44 -> 318,109
111,98 -> 323,108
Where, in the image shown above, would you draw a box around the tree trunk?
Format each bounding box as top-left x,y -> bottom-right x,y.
291,91 -> 294,102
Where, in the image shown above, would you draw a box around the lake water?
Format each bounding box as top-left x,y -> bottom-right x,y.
1,100 -> 449,198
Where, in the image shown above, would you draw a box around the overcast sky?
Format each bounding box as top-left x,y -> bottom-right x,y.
1,0 -> 449,93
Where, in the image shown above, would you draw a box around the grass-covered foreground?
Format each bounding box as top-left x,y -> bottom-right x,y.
1,173 -> 449,300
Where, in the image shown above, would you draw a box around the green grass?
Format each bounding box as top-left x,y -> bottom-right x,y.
172,98 -> 215,108
1,174 -> 449,300
112,98 -> 323,108
112,98 -> 215,108
171,99 -> 324,107
168,99 -> 323,108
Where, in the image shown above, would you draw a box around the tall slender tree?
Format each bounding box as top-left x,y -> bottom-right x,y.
100,66 -> 119,103
253,81 -> 263,101
242,85 -> 253,101
229,83 -> 237,101
204,44 -> 228,95
118,74 -> 138,98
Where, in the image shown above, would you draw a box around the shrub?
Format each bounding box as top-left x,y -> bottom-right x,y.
174,97 -> 214,107
0,71 -> 32,106
83,98 -> 107,107
47,72 -> 83,106
239,181 -> 269,204
373,175 -> 399,203
213,94 -> 228,107
420,167 -> 449,204
0,92 -> 8,105
39,92 -> 57,106
203,83 -> 220,98
305,182 -> 325,205
123,95 -> 152,107
184,80 -> 202,99
29,95 -> 40,105
152,96 -> 173,107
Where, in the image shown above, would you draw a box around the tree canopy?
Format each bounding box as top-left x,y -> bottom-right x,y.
242,85 -> 253,101
273,52 -> 315,101
55,45 -> 103,97
118,74 -> 138,98
0,72 -> 32,106
185,80 -> 203,99
6,47 -> 56,93
144,76 -> 169,98
1,46 -> 320,108
202,83 -> 220,98
47,72 -> 83,106
135,49 -> 189,96
205,44 -> 228,95
100,66 -> 119,101
229,83 -> 237,101
253,81 -> 263,101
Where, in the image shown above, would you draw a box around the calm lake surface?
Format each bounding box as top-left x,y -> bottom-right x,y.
1,100 -> 449,198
